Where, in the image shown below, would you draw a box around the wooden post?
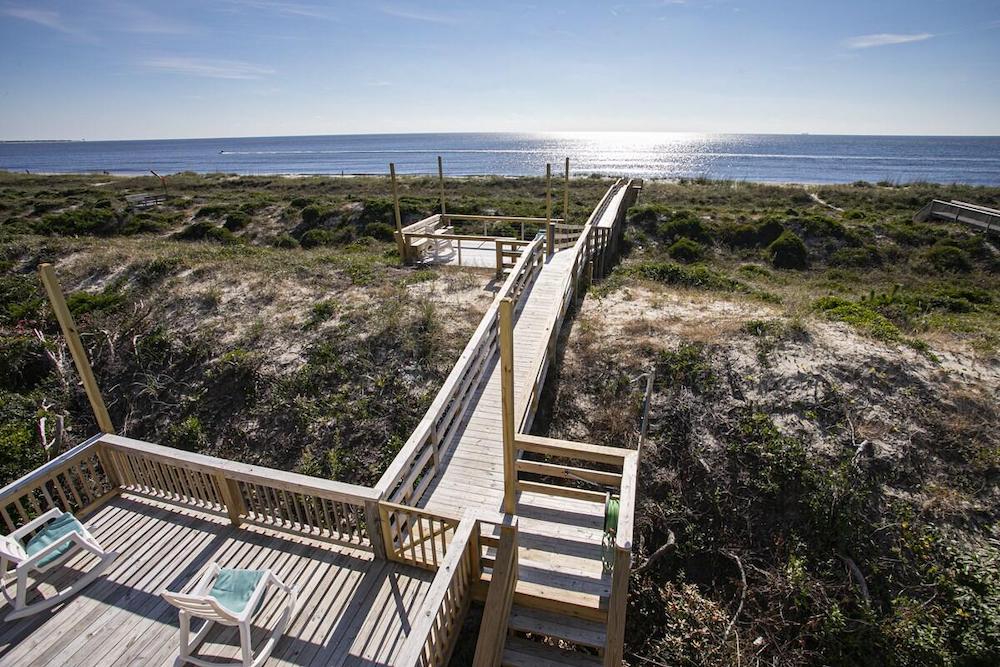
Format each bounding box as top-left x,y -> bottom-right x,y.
494,240 -> 504,280
365,499 -> 388,560
39,264 -> 115,434
545,163 -> 554,257
499,298 -> 516,514
604,547 -> 631,666
564,157 -> 570,224
437,155 -> 447,216
390,163 -> 407,263
472,518 -> 518,667
378,502 -> 397,563
215,473 -> 244,527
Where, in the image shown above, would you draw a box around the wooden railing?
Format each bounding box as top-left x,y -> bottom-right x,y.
96,434 -> 384,554
472,520 -> 519,667
914,199 -> 999,235
400,213 -> 563,266
378,501 -> 463,570
376,234 -> 546,506
518,179 -> 633,431
0,434 -> 117,534
550,222 -> 586,251
515,434 -> 631,503
396,512 -> 481,667
441,213 -> 563,242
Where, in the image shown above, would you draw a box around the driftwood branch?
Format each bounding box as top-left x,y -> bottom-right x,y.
635,529 -> 676,574
721,549 -> 747,641
836,552 -> 870,602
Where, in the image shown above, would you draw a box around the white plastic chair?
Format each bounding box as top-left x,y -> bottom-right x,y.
0,507 -> 116,620
162,562 -> 298,667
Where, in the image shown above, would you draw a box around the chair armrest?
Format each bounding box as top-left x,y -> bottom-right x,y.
19,529 -> 88,571
10,508 -> 64,541
237,569 -> 274,622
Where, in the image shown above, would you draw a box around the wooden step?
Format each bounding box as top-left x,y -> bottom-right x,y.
508,605 -> 607,649
502,636 -> 602,667
480,571 -> 607,622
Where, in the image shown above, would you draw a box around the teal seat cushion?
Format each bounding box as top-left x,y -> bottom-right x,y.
25,513 -> 84,568
210,569 -> 265,614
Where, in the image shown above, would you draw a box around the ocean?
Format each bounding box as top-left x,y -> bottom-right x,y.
1,132 -> 999,185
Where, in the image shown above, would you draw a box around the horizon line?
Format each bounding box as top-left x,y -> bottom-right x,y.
4,130 -> 1000,144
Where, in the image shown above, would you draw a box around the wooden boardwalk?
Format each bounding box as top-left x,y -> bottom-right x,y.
0,494 -> 432,667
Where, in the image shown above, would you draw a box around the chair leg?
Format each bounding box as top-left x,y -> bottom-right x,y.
15,567 -> 28,611
239,622 -> 253,667
178,611 -> 191,658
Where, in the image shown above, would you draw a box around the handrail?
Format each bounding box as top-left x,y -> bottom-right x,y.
472,519 -> 518,667
441,214 -> 564,225
376,234 -> 546,505
0,434 -> 116,534
517,179 -> 630,431
99,434 -> 377,503
97,434 -> 382,553
396,511 -> 480,667
0,433 -> 104,501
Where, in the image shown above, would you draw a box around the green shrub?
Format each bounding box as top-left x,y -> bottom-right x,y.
924,243 -> 972,273
66,286 -> 124,316
719,219 -> 784,248
0,275 -> 43,325
813,296 -> 901,342
0,415 -> 44,487
272,233 -> 299,248
627,204 -> 665,227
300,228 -> 336,249
720,223 -> 760,248
738,264 -> 772,279
627,261 -> 740,291
756,219 -> 785,246
0,336 -> 50,391
301,205 -> 322,227
768,230 -> 808,269
363,222 -> 396,242
667,237 -> 705,263
830,246 -> 882,268
175,221 -> 238,244
223,211 -> 251,232
36,208 -> 118,235
658,211 -> 711,244
194,204 -> 229,218
289,197 -> 313,209
163,416 -> 208,453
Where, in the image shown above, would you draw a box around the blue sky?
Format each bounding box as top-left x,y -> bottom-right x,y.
0,1 -> 998,140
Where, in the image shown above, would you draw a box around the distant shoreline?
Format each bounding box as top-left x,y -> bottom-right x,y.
3,170 -> 996,189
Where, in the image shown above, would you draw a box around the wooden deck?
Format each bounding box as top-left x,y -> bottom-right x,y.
0,493 -> 433,667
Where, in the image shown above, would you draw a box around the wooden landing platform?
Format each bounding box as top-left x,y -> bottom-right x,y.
0,494 -> 433,667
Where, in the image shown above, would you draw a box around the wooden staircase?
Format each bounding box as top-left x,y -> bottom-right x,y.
475,493 -> 613,666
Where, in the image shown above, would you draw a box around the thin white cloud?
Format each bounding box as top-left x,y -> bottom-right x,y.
222,0 -> 336,20
143,57 -> 275,80
844,32 -> 933,49
2,6 -> 97,41
107,2 -> 198,35
379,4 -> 459,24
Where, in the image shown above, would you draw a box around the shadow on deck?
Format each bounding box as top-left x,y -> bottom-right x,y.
0,494 -> 433,667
